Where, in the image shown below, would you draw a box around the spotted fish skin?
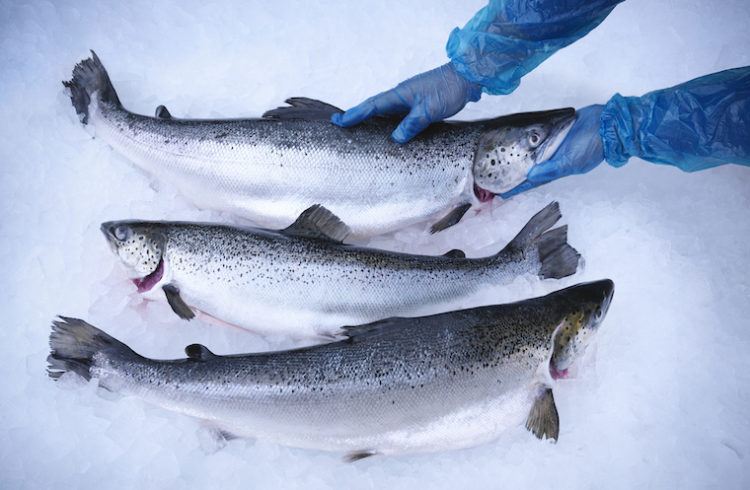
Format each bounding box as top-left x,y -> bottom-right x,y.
101,202 -> 580,338
65,51 -> 576,236
47,280 -> 614,457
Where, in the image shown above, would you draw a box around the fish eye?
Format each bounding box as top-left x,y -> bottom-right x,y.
595,308 -> 603,320
114,225 -> 132,241
528,132 -> 541,146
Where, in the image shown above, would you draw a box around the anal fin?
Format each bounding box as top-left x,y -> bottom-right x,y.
343,450 -> 378,463
197,422 -> 239,454
185,343 -> 216,361
430,203 -> 471,233
163,284 -> 195,320
443,249 -> 466,259
155,105 -> 172,119
525,385 -> 559,441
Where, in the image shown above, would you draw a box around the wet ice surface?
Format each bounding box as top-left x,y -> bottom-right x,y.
2,0 -> 750,488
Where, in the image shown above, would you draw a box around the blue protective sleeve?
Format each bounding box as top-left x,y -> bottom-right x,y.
601,67 -> 750,171
446,0 -> 623,95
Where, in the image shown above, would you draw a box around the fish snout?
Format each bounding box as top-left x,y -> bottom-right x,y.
588,279 -> 614,332
100,221 -> 117,241
602,279 -> 614,306
100,221 -> 119,250
534,109 -> 578,164
562,279 -> 614,307
595,279 -> 615,321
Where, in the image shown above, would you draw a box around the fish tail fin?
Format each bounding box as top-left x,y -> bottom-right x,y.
538,225 -> 580,279
62,50 -> 121,124
500,202 -> 580,279
47,316 -> 131,381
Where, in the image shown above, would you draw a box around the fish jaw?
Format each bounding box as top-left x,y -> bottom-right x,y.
534,111 -> 577,164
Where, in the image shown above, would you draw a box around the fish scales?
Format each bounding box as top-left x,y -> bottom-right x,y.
102,202 -> 580,337
94,101 -> 478,234
164,223 -> 525,330
66,52 -> 577,235
49,280 -> 614,456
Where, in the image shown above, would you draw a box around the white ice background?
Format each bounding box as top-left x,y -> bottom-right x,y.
1,0 -> 749,488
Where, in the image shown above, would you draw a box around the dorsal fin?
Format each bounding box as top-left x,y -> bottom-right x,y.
343,450 -> 378,463
155,105 -> 172,119
443,249 -> 466,259
281,205 -> 351,242
262,97 -> 344,120
185,343 -> 216,361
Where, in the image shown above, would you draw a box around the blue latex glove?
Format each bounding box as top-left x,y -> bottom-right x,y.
498,105 -> 605,198
330,62 -> 482,144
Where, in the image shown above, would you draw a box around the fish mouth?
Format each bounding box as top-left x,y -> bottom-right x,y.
473,183 -> 494,202
549,358 -> 569,380
133,258 -> 164,293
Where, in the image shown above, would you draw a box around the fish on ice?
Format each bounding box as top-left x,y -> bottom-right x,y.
101,202 -> 580,338
47,279 -> 614,460
64,51 -> 577,237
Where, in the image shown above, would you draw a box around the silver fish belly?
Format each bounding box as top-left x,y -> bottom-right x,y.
65,51 -> 576,236
47,280 -> 614,459
101,203 -> 580,338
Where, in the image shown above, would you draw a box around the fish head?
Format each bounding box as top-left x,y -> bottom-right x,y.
100,221 -> 167,292
472,108 -> 577,198
549,279 -> 614,379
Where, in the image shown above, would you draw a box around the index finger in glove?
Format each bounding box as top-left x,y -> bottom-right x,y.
331,90 -> 411,127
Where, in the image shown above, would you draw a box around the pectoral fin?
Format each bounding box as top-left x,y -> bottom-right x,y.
163,284 -> 195,320
525,385 -> 559,441
430,203 -> 471,234
281,204 -> 351,242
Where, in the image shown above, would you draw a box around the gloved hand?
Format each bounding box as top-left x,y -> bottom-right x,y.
499,104 -> 605,198
330,62 -> 482,144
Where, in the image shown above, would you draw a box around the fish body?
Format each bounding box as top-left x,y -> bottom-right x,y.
102,203 -> 580,338
65,52 -> 576,236
48,279 -> 614,459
